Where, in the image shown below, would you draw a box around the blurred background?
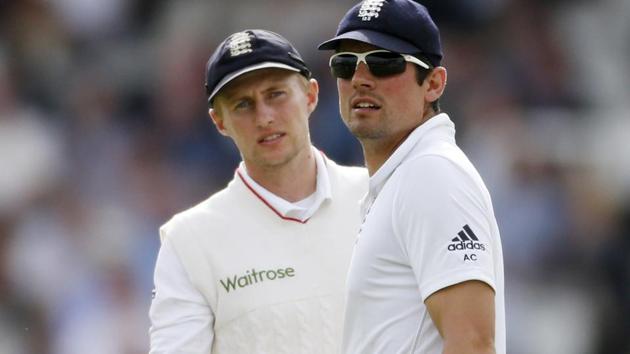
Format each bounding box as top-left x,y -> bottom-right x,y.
0,0 -> 628,353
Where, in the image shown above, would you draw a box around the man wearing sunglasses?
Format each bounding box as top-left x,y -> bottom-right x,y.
149,29 -> 368,353
319,1 -> 505,354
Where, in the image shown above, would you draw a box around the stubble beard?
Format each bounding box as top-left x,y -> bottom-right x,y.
343,111 -> 389,141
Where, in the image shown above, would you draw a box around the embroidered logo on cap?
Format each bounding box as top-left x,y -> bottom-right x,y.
228,32 -> 253,57
358,0 -> 385,21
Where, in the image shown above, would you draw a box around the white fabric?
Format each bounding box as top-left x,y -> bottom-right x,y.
149,151 -> 368,354
237,146 -> 332,222
342,114 -> 506,354
149,238 -> 214,353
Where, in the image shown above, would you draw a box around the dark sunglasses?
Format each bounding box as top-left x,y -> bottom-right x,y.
329,50 -> 430,80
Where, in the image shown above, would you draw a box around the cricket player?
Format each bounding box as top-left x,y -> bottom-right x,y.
319,1 -> 506,353
149,29 -> 368,353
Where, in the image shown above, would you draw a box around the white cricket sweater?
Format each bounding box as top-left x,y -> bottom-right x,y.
151,154 -> 367,354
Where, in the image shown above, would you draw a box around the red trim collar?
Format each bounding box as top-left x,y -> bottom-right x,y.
237,170 -> 309,224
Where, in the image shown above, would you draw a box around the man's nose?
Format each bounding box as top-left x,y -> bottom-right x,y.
351,62 -> 376,90
255,103 -> 275,127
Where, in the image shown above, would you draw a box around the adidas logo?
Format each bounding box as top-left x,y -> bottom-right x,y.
447,224 -> 486,251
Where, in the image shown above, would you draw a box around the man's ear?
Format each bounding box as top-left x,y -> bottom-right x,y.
209,108 -> 230,136
306,78 -> 319,116
424,66 -> 447,104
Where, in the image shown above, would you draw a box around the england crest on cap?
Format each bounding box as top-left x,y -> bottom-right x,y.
228,32 -> 253,57
358,0 -> 385,21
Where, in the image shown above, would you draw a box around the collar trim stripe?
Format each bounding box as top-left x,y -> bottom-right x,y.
237,170 -> 309,224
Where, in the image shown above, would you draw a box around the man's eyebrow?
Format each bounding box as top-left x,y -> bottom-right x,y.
220,91 -> 244,103
263,82 -> 288,92
219,88 -> 253,105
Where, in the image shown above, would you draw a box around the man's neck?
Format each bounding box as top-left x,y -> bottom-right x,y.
244,147 -> 317,202
361,128 -> 413,176
362,112 -> 436,175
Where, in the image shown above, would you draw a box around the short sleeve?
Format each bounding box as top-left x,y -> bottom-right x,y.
391,155 -> 497,301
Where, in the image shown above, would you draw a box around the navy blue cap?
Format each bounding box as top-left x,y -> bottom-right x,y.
318,0 -> 442,67
205,29 -> 311,106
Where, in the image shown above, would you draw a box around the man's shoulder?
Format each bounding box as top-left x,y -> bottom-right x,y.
324,156 -> 368,183
160,179 -> 244,237
401,141 -> 479,182
392,148 -> 490,207
324,158 -> 369,202
404,151 -> 461,174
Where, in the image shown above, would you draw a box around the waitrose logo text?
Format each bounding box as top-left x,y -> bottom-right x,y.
220,267 -> 296,293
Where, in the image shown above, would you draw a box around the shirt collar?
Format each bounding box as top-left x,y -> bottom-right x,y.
368,113 -> 455,199
237,146 -> 332,222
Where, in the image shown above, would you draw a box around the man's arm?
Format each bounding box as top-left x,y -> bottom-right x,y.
425,280 -> 496,354
149,239 -> 214,353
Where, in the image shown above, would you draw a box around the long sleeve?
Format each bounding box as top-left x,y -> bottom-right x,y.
149,238 -> 215,353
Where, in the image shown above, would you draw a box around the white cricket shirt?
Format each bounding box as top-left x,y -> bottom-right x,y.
342,114 -> 505,354
149,149 -> 368,354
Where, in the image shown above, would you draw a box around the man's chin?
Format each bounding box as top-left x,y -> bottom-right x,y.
255,152 -> 294,169
348,124 -> 386,140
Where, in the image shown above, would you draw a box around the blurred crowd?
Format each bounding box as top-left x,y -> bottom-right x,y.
0,0 -> 628,353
